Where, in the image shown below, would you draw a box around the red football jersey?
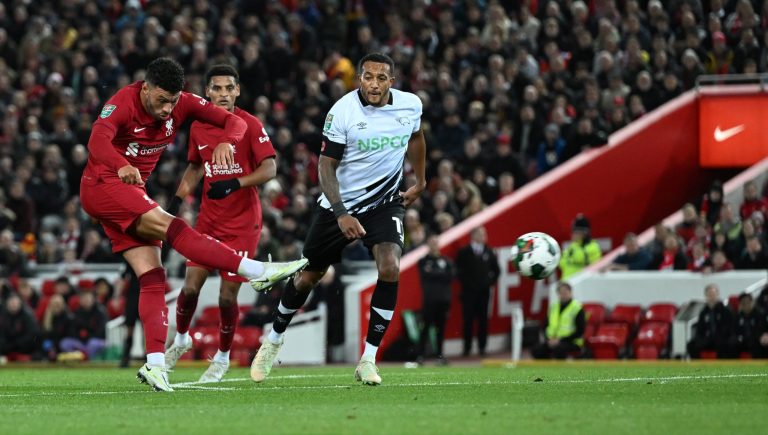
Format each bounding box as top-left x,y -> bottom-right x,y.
189,107 -> 276,236
83,81 -> 246,183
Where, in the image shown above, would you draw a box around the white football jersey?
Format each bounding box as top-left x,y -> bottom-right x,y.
320,88 -> 422,214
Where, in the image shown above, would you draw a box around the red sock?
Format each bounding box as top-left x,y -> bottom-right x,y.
166,217 -> 242,274
219,303 -> 238,352
175,290 -> 198,334
138,268 -> 168,355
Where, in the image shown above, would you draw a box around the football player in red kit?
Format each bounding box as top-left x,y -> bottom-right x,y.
79,58 -> 307,392
164,65 -> 277,382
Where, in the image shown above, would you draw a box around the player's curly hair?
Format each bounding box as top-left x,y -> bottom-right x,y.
357,52 -> 395,76
205,64 -> 239,86
145,57 -> 185,94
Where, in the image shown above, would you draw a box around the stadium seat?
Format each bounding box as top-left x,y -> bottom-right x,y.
584,323 -> 597,342
232,348 -> 252,367
77,279 -> 94,290
587,323 -> 629,359
727,296 -> 739,313
739,352 -> 752,360
633,322 -> 670,359
635,345 -> 659,360
582,302 -> 606,326
699,350 -> 718,359
35,296 -> 51,322
68,295 -> 80,312
643,303 -> 677,325
41,280 -> 56,297
6,352 -> 33,362
235,326 -> 262,350
606,304 -> 642,329
195,306 -> 221,328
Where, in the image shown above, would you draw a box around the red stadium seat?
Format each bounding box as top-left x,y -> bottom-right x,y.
606,304 -> 642,329
582,302 -> 606,326
727,296 -> 739,312
195,306 -> 220,328
635,345 -> 659,360
35,296 -> 51,322
68,295 -> 80,312
643,303 -> 678,325
584,323 -> 597,341
739,352 -> 752,360
6,352 -> 33,362
700,350 -> 718,359
41,280 -> 56,296
232,348 -> 252,367
235,326 -> 262,350
587,323 -> 629,359
78,279 -> 95,290
633,322 -> 670,359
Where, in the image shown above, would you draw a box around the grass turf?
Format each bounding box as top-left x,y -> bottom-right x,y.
1,362 -> 767,434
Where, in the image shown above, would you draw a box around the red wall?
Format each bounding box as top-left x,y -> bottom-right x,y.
365,91 -> 725,358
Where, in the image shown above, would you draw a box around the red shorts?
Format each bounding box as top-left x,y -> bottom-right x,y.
186,223 -> 260,283
80,176 -> 161,253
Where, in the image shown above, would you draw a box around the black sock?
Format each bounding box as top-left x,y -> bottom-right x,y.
366,280 -> 399,347
272,279 -> 311,334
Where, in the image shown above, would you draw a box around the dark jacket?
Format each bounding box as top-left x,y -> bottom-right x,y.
419,254 -> 454,305
71,305 -> 107,342
0,306 -> 39,351
694,302 -> 732,343
456,244 -> 500,297
733,310 -> 761,347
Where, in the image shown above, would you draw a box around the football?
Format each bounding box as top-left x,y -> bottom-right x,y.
512,232 -> 561,280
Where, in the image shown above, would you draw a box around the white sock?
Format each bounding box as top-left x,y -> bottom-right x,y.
363,342 -> 378,360
147,352 -> 165,368
174,331 -> 190,346
268,329 -> 283,344
237,258 -> 265,279
213,350 -> 230,364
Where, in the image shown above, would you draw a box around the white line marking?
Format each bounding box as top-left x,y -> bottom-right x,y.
0,373 -> 764,398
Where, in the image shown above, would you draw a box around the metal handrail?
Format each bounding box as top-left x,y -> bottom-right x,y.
695,72 -> 768,92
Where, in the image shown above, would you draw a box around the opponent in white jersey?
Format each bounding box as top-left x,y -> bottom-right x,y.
250,53 -> 427,386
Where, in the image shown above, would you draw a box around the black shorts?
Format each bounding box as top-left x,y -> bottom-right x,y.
303,201 -> 405,271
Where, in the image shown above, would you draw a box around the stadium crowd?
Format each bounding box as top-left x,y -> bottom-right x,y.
3,0 -> 768,359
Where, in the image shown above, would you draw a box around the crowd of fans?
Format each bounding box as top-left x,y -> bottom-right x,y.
2,1 -> 768,358
610,178 -> 768,273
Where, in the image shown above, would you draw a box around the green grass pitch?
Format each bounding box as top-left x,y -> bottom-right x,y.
1,362 -> 767,434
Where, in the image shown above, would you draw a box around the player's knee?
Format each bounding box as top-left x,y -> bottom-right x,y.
377,259 -> 400,281
219,294 -> 237,308
294,271 -> 321,292
181,285 -> 201,298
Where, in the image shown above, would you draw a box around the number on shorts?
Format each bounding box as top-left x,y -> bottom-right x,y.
392,216 -> 404,243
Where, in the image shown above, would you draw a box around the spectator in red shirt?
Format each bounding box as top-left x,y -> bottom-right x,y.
676,203 -> 700,243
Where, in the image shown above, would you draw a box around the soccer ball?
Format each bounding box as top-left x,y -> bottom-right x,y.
512,232 -> 561,280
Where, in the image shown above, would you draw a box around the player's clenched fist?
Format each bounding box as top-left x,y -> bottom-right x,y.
337,215 -> 366,240
118,165 -> 144,186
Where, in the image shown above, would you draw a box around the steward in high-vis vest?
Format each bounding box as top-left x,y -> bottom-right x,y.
533,282 -> 586,359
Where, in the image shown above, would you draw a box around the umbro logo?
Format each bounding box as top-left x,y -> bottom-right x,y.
356,121 -> 367,130
374,324 -> 385,332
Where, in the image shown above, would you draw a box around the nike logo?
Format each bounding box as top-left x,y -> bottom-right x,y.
226,272 -> 238,277
714,124 -> 745,142
134,126 -> 146,132
198,144 -> 208,150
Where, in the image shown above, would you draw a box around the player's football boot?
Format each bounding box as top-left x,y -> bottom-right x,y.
249,258 -> 309,292
198,359 -> 229,383
354,355 -> 382,386
137,364 -> 174,392
250,337 -> 283,382
164,338 -> 193,370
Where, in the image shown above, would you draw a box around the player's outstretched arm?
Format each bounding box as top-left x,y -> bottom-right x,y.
401,128 -> 427,206
319,155 -> 366,240
167,163 -> 203,215
207,158 -> 276,200
185,95 -> 247,168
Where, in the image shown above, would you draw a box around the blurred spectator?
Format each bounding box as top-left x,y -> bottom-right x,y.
610,232 -> 651,271
417,234 -> 454,365
456,227 -> 499,357
533,282 -> 585,360
687,284 -> 732,359
740,180 -> 768,221
714,203 -> 742,243
60,291 -> 107,359
0,293 -> 39,358
688,241 -> 711,272
559,214 -> 602,279
727,293 -> 762,358
704,31 -> 734,74
40,294 -> 73,361
736,235 -> 767,269
699,180 -> 724,226
676,203 -> 700,243
650,234 -> 689,271
0,228 -> 29,277
16,278 -> 39,310
536,123 -> 567,175
707,249 -> 735,273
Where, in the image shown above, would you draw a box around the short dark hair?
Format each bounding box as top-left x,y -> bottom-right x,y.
145,57 -> 185,94
357,52 -> 395,76
739,292 -> 753,302
205,64 -> 240,86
